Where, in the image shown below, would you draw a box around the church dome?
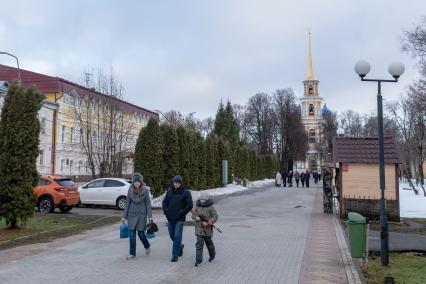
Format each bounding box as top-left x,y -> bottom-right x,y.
322,104 -> 332,116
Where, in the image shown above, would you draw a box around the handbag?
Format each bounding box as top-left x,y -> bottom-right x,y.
120,221 -> 129,239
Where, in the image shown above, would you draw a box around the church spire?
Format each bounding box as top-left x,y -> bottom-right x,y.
307,31 -> 314,80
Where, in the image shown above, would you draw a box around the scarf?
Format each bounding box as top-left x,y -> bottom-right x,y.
129,184 -> 146,203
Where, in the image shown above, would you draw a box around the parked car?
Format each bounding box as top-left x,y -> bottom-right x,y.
78,178 -> 152,210
33,175 -> 80,213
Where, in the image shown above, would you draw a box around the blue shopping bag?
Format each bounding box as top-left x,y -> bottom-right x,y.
120,222 -> 129,239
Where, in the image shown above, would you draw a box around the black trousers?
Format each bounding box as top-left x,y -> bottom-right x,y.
196,235 -> 215,263
295,179 -> 299,187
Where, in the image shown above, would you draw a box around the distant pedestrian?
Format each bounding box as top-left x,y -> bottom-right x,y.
122,172 -> 153,260
162,175 -> 193,262
191,191 -> 219,267
275,171 -> 283,187
287,170 -> 293,187
281,170 -> 287,187
294,171 -> 300,187
305,170 -> 311,188
301,172 -> 305,187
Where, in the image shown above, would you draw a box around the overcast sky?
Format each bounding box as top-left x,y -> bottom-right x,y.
1,1 -> 425,119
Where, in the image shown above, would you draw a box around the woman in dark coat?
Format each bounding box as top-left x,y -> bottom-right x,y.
294,171 -> 300,187
122,172 -> 153,260
301,172 -> 305,187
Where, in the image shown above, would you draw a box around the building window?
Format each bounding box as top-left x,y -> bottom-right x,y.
41,118 -> 47,134
309,104 -> 315,116
70,127 -> 74,143
63,93 -> 76,105
309,129 -> 316,144
61,125 -> 66,143
39,150 -> 44,165
308,84 -> 313,94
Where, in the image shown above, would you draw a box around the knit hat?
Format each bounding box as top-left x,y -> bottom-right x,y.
173,175 -> 183,184
132,172 -> 144,183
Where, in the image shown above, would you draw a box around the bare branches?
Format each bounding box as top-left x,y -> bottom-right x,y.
72,67 -> 135,178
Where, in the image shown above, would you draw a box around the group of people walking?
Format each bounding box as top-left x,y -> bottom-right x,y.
275,170 -> 322,188
122,173 -> 219,267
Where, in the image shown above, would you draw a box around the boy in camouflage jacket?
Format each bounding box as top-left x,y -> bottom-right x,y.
191,191 -> 219,266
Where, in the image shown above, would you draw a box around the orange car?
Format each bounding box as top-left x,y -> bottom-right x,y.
34,175 -> 80,213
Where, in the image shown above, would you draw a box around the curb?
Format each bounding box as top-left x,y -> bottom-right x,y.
333,215 -> 363,284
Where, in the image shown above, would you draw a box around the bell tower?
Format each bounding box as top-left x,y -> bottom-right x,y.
297,31 -> 324,172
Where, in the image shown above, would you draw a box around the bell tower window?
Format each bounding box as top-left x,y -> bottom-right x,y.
309,129 -> 316,144
308,84 -> 313,94
309,104 -> 315,116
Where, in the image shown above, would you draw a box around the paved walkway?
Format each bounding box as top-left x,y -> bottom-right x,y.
0,184 -> 360,284
369,230 -> 426,252
299,188 -> 361,284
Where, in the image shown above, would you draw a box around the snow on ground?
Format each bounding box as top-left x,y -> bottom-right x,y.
151,179 -> 275,209
400,180 -> 426,218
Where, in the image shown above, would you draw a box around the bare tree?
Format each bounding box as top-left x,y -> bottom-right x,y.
340,110 -> 364,137
402,16 -> 426,76
73,67 -> 136,178
245,93 -> 275,154
232,103 -> 249,145
273,88 -> 307,172
321,110 -> 338,158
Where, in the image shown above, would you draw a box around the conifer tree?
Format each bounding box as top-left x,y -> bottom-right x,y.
205,134 -> 219,188
134,118 -> 163,196
0,83 -> 43,228
196,135 -> 207,189
186,129 -> 200,189
176,126 -> 190,187
160,124 -> 179,191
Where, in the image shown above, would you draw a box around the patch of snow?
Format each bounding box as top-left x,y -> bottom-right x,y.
151,179 -> 275,209
400,180 -> 426,218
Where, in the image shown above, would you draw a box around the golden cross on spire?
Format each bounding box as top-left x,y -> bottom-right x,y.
307,30 -> 314,80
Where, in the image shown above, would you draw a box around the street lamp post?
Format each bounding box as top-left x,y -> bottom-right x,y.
0,52 -> 21,84
354,60 -> 405,266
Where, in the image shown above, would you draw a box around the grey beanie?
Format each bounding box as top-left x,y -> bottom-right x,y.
132,172 -> 144,183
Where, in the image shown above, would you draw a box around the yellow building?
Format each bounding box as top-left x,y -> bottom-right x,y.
0,64 -> 158,178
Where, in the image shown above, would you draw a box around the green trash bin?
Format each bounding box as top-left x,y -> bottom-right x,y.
347,212 -> 366,258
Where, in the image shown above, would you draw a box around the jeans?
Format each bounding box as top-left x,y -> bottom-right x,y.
129,230 -> 150,256
196,235 -> 215,263
167,220 -> 184,257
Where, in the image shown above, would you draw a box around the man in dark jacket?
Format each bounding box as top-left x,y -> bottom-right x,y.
162,175 -> 193,262
305,170 -> 311,188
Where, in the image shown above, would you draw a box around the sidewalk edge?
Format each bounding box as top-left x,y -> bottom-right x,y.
332,215 -> 363,284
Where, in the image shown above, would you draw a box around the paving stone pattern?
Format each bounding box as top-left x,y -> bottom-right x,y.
0,184 -> 358,284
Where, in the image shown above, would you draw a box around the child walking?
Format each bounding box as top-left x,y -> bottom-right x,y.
191,191 -> 219,266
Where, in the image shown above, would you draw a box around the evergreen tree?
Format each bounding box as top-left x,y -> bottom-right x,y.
134,119 -> 163,197
196,135 -> 207,189
205,134 -> 219,188
0,83 -> 43,228
160,124 -> 179,191
241,147 -> 250,179
214,100 -> 240,184
213,100 -> 240,146
176,126 -> 190,187
186,129 -> 200,189
249,149 -> 257,180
